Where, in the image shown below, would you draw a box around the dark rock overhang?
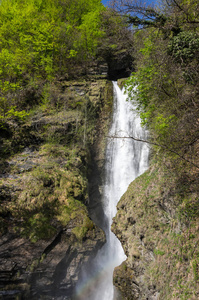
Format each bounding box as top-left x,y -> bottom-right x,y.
107,49 -> 134,80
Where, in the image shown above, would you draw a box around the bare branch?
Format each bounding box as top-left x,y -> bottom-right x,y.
107,135 -> 199,169
110,0 -> 161,20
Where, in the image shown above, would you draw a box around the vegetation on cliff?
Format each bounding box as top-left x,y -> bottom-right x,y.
0,78 -> 113,241
0,0 -> 133,130
0,0 -> 132,297
111,0 -> 199,299
1,0 -> 198,298
0,0 -> 132,241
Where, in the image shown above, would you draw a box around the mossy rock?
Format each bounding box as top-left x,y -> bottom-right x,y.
113,160 -> 199,299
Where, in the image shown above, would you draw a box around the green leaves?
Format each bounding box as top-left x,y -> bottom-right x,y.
153,114 -> 177,139
125,63 -> 157,113
0,0 -> 56,80
0,0 -> 108,117
0,105 -> 29,127
4,106 -> 29,122
75,8 -> 105,59
168,31 -> 199,64
125,0 -> 199,172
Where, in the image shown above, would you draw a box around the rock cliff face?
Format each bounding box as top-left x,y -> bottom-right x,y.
112,158 -> 199,300
0,227 -> 104,299
0,78 -> 113,299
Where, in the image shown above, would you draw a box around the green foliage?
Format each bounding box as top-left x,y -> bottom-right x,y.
0,0 -> 58,80
0,0 -> 132,119
192,260 -> 199,282
0,80 -> 21,122
97,8 -> 133,59
75,8 -> 105,59
125,66 -> 155,111
154,114 -> 177,138
168,31 -> 199,63
122,2 -> 199,297
125,30 -> 161,120
0,103 -> 29,128
0,0 -> 107,114
154,248 -> 165,256
125,8 -> 199,159
3,106 -> 29,121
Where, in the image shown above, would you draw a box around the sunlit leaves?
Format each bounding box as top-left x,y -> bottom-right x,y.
75,8 -> 105,59
0,0 -> 106,82
0,0 -> 107,121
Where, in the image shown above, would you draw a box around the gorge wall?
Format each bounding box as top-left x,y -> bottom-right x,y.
0,75 -> 114,299
1,70 -> 198,300
112,153 -> 199,299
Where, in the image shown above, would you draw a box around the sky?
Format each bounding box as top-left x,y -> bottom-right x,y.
101,0 -> 157,7
101,0 -> 109,5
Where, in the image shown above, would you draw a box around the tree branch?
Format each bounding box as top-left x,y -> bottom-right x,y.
110,0 -> 167,28
107,135 -> 199,169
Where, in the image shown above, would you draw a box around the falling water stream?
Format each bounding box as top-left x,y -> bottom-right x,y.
74,82 -> 149,300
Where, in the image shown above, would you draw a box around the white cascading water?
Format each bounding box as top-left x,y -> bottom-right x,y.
74,81 -> 149,300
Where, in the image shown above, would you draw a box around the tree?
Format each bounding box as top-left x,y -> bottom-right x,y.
98,8 -> 134,57
113,0 -> 199,170
110,0 -> 167,28
0,0 -> 108,116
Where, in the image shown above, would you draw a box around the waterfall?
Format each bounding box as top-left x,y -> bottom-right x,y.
74,81 -> 149,300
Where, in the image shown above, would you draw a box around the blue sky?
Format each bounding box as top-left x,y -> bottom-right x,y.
101,0 -> 157,7
101,0 -> 109,5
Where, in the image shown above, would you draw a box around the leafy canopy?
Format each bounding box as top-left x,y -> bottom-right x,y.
0,0 -> 106,124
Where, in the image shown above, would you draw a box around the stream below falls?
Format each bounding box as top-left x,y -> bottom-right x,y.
74,81 -> 149,300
